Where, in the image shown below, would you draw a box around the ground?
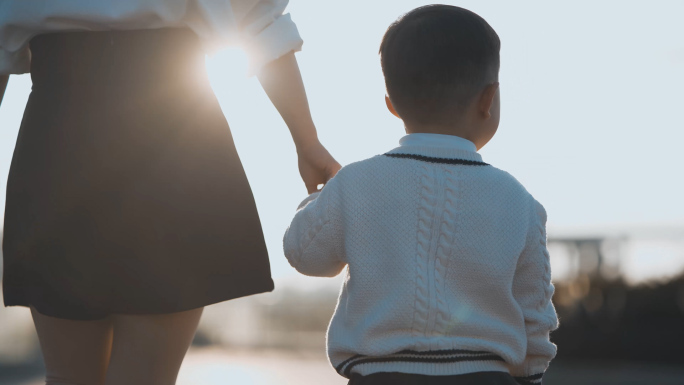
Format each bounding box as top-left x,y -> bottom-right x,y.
4,347 -> 684,385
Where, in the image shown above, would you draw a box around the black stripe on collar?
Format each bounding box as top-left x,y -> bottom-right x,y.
384,153 -> 489,166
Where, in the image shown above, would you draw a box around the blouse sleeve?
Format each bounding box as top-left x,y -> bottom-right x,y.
0,44 -> 30,75
238,0 -> 303,74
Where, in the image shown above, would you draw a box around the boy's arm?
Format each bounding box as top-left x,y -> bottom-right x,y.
257,53 -> 341,193
283,175 -> 346,277
510,200 -> 559,385
0,75 -> 8,108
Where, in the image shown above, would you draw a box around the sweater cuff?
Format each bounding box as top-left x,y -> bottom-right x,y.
0,46 -> 31,75
510,358 -> 549,385
513,372 -> 544,385
297,192 -> 320,210
244,13 -> 303,75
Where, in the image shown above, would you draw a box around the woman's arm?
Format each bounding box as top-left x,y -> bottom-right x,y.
0,75 -> 8,108
257,53 -> 341,193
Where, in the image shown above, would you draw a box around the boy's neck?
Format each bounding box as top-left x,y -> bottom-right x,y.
404,123 -> 475,143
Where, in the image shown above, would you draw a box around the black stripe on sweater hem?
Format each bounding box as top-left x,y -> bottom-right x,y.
334,349 -> 496,372
384,153 -> 490,166
334,349 -> 496,373
336,349 -> 505,378
335,354 -> 363,373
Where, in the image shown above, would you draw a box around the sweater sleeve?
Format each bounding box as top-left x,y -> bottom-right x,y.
283,177 -> 345,277
510,200 -> 559,385
238,0 -> 303,75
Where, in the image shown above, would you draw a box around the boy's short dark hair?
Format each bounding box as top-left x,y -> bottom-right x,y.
380,5 -> 500,125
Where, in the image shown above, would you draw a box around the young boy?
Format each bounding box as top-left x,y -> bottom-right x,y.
284,5 -> 558,385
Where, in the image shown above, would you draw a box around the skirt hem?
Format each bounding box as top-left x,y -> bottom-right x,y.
4,278 -> 275,321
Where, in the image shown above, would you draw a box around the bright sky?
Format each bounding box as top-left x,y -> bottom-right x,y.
0,0 -> 683,281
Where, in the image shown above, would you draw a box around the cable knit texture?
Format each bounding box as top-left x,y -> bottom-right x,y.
283,134 -> 558,383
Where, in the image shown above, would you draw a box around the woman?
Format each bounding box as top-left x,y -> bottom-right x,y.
0,1 -> 340,384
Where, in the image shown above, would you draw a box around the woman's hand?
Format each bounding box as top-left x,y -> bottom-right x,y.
297,140 -> 341,194
0,75 -> 9,108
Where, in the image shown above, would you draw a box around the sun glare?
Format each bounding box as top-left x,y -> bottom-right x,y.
205,47 -> 249,90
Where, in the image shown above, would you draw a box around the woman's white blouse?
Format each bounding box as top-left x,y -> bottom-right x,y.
0,0 -> 303,75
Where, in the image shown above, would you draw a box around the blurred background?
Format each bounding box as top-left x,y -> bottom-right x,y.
1,0 -> 683,384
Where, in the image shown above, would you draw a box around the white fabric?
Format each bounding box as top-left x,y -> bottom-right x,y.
284,134 -> 559,379
0,0 -> 303,75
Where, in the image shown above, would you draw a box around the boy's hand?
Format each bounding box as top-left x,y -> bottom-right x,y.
297,141 -> 341,194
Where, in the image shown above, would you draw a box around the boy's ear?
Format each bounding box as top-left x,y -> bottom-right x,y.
385,95 -> 401,119
479,82 -> 499,119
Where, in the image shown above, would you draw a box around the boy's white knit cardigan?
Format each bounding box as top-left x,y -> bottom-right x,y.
283,134 -> 558,384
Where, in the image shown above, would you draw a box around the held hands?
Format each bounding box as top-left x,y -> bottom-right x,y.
297,140 -> 341,194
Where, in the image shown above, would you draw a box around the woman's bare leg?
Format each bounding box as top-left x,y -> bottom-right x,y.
31,306 -> 114,385
104,308 -> 203,385
31,306 -> 202,385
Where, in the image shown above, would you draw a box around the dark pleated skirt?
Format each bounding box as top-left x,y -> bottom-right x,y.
2,28 -> 274,320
